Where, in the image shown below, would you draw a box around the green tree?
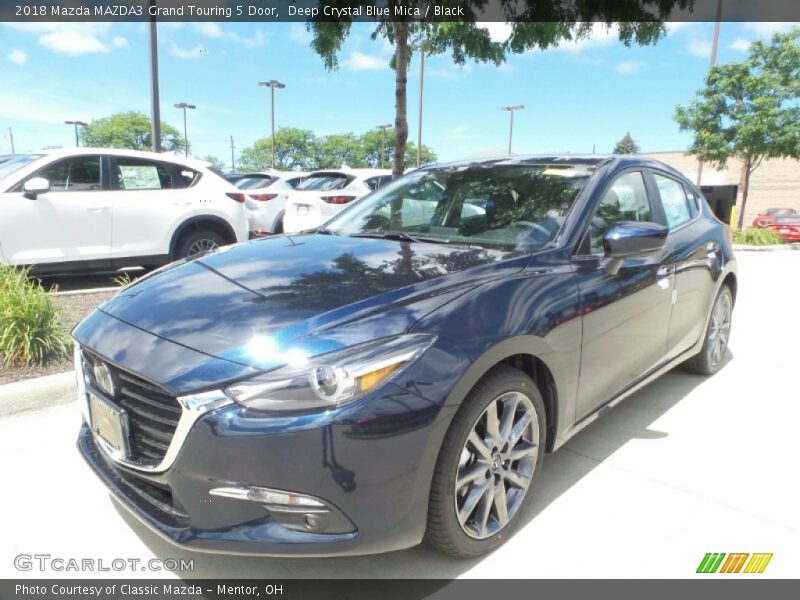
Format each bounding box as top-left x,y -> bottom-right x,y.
359,129 -> 436,169
238,127 -> 318,171
613,132 -> 640,154
307,2 -> 680,178
79,111 -> 184,153
314,133 -> 363,168
675,29 -> 800,229
200,155 -> 227,171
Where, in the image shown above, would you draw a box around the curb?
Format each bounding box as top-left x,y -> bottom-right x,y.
0,370 -> 76,418
51,287 -> 118,296
733,243 -> 800,252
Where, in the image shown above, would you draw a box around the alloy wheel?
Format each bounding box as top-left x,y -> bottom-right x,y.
186,238 -> 219,257
454,391 -> 540,540
706,289 -> 732,368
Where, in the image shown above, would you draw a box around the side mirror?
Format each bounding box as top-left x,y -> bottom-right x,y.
602,221 -> 668,275
23,177 -> 50,199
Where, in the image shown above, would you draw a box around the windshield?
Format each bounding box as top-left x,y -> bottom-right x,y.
0,154 -> 45,183
298,173 -> 350,191
326,162 -> 593,250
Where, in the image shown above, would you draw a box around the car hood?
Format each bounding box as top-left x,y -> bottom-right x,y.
94,233 -> 521,371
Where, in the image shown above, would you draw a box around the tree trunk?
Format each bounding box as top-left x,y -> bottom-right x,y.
392,19 -> 409,180
737,156 -> 752,230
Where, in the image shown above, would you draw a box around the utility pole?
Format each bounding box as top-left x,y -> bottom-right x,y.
697,0 -> 724,186
258,80 -> 285,169
64,120 -> 87,147
416,47 -> 425,168
230,135 -> 236,172
174,102 -> 196,157
376,123 -> 392,169
149,0 -> 161,153
500,105 -> 524,156
7,127 -> 14,153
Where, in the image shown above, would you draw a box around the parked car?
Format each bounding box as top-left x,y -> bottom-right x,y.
231,172 -> 278,190
0,154 -> 17,164
74,155 -> 736,558
766,216 -> 800,242
282,168 -> 392,232
243,171 -> 309,235
0,148 -> 249,272
752,208 -> 797,228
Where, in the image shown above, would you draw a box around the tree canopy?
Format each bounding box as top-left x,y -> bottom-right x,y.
675,29 -> 800,228
307,1 -> 691,177
238,127 -> 436,172
79,111 -> 185,153
613,132 -> 640,154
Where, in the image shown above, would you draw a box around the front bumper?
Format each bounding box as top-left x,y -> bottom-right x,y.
77,381 -> 455,557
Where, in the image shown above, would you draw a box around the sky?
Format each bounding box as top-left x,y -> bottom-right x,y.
0,20 -> 797,166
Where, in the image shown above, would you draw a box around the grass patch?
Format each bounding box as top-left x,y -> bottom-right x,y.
0,266 -> 71,367
733,227 -> 786,246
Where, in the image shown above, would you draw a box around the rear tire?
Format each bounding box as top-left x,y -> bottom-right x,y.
683,284 -> 733,376
425,365 -> 546,558
175,229 -> 225,260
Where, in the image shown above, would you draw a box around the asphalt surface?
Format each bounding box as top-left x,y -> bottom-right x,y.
1,251 -> 798,578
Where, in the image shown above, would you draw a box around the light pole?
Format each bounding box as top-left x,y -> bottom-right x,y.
697,0 -> 724,186
416,47 -> 425,168
376,123 -> 392,168
258,80 -> 285,169
149,0 -> 161,153
174,102 -> 196,157
500,105 -> 524,156
64,120 -> 87,147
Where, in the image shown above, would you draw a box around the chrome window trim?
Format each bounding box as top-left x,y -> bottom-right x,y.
76,344 -> 233,474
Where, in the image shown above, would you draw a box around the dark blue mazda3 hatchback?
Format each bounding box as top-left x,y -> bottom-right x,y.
74,155 -> 736,557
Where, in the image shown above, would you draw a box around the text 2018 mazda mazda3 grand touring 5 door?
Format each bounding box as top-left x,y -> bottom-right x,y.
75,155 -> 736,557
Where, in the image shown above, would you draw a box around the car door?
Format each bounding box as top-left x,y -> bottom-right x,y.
107,156 -> 198,260
572,170 -> 674,419
0,154 -> 111,267
651,172 -> 717,358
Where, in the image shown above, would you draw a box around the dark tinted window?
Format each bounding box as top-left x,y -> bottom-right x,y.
236,175 -> 275,190
286,176 -> 307,189
298,174 -> 350,191
112,158 -> 198,190
32,156 -> 101,192
589,171 -> 651,253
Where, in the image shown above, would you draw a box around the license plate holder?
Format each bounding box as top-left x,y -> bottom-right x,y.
296,204 -> 309,216
89,392 -> 129,458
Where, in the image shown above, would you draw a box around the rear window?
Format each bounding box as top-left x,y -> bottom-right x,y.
297,173 -> 351,191
237,176 -> 276,190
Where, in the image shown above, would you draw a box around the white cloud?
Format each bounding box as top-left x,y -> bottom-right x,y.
343,51 -> 387,72
552,24 -> 619,54
3,24 -> 128,56
447,125 -> 472,141
730,38 -> 751,52
7,49 -> 27,65
479,22 -> 512,43
289,24 -> 312,44
426,63 -> 473,80
686,38 -> 712,58
665,22 -> 699,36
191,22 -> 267,47
170,44 -> 205,60
615,60 -> 646,75
741,22 -> 799,37
194,23 -> 223,38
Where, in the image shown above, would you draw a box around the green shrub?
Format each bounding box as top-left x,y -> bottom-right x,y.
0,266 -> 71,367
732,227 -> 786,246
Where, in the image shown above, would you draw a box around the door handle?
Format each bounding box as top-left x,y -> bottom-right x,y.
706,242 -> 719,258
656,265 -> 672,290
87,206 -> 108,212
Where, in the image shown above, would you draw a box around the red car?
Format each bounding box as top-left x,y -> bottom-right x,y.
752,208 -> 798,228
767,217 -> 800,242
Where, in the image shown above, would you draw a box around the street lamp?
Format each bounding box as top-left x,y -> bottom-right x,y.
500,105 -> 524,156
376,123 -> 392,169
64,120 -> 87,147
258,80 -> 286,169
174,102 -> 196,157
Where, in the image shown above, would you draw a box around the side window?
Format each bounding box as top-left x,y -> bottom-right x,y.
655,174 -> 694,228
112,158 -> 198,191
32,156 -> 101,192
589,171 -> 651,253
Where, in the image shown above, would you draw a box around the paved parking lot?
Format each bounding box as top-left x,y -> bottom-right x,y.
1,250 -> 798,578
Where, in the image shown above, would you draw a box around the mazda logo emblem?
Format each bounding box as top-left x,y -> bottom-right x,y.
92,362 -> 115,397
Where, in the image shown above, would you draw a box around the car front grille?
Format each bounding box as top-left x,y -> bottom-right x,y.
81,349 -> 181,466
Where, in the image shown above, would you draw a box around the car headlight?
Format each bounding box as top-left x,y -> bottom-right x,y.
225,334 -> 435,412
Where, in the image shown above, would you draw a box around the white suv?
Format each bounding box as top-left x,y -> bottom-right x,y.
0,148 -> 249,272
283,168 -> 392,233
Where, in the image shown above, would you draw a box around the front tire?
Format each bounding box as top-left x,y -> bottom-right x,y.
683,284 -> 733,375
426,365 -> 546,558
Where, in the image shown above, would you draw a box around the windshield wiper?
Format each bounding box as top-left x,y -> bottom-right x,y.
349,231 -> 452,244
